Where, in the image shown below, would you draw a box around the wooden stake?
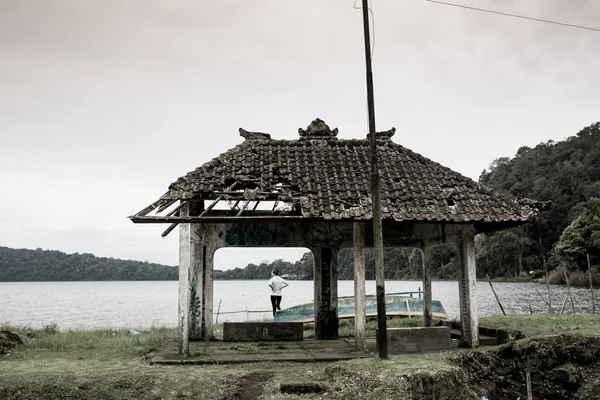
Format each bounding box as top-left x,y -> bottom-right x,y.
559,296 -> 568,315
535,288 -> 551,309
526,371 -> 533,400
563,269 -> 576,315
588,253 -> 596,314
542,254 -> 553,313
215,299 -> 222,325
487,275 -> 506,315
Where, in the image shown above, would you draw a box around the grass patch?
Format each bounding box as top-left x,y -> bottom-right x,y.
2,315 -> 600,399
230,342 -> 260,353
480,314 -> 600,337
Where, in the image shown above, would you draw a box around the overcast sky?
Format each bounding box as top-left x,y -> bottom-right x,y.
1,0 -> 599,269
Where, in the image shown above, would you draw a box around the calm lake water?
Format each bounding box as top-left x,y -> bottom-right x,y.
0,280 -> 596,330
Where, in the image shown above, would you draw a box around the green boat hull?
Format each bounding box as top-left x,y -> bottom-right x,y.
273,293 -> 448,323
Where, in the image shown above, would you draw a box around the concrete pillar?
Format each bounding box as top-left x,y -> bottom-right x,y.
189,224 -> 204,340
456,226 -> 479,348
313,247 -> 339,339
202,243 -> 215,340
353,223 -> 367,351
421,246 -> 433,327
178,202 -> 191,356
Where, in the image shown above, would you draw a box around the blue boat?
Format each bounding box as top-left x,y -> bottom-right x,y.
273,291 -> 448,323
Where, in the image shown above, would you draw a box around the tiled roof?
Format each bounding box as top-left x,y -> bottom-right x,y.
166,119 -> 539,224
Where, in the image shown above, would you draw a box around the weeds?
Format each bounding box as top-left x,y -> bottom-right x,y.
230,342 -> 260,353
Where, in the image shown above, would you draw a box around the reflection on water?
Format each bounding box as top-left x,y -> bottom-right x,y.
0,280 -> 596,330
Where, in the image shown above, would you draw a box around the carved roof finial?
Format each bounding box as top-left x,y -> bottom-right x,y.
367,127 -> 396,140
239,128 -> 271,141
298,118 -> 338,139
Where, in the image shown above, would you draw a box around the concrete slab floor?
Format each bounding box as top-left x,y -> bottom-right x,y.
149,339 -> 373,365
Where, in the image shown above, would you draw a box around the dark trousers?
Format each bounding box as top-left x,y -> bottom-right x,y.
271,295 -> 282,316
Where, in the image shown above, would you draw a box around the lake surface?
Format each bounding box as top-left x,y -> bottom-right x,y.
0,280 -> 596,330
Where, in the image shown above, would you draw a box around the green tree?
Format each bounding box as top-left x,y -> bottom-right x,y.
555,197 -> 600,271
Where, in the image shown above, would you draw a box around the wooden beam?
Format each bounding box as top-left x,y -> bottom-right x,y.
131,213 -> 310,224
132,194 -> 172,217
199,182 -> 239,217
211,191 -> 282,199
156,199 -> 178,214
166,201 -> 188,217
159,201 -> 190,238
161,220 -> 180,238
237,200 -> 251,216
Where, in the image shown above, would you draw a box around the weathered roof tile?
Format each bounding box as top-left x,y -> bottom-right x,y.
165,120 -> 539,224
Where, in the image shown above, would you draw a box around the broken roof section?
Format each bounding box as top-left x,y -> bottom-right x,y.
130,119 -> 544,231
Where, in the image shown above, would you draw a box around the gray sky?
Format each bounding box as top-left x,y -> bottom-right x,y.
1,0 -> 599,269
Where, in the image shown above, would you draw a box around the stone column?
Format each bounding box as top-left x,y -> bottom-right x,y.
456,225 -> 479,348
178,202 -> 191,356
313,247 -> 339,339
353,223 -> 367,351
421,246 -> 433,327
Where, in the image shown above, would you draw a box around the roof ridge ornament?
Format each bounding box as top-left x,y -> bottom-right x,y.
239,128 -> 271,141
367,127 -> 396,140
298,118 -> 338,140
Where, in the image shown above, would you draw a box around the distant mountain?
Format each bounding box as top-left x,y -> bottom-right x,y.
0,246 -> 178,281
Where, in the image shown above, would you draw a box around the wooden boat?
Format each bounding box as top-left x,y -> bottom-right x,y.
273,291 -> 448,323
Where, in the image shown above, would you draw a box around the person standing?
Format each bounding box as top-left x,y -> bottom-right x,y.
268,269 -> 289,316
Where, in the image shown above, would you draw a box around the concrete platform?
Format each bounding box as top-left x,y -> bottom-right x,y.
150,339 -> 373,365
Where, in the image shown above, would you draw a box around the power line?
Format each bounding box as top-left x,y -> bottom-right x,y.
425,0 -> 600,33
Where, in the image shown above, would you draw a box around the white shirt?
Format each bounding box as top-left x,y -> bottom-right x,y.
268,275 -> 289,296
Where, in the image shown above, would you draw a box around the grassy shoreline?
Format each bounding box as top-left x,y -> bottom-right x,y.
2,315 -> 600,399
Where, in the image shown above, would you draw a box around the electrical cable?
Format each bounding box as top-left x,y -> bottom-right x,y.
425,0 -> 600,32
353,0 -> 376,58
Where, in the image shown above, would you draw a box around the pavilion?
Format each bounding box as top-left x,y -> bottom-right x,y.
130,118 -> 541,356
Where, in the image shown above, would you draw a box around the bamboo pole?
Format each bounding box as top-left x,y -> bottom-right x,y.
535,288 -> 551,312
487,275 -> 506,315
587,253 -> 596,314
559,296 -> 568,315
215,299 -> 222,325
540,248 -> 553,313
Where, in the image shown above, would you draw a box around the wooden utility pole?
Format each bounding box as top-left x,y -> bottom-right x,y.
361,0 -> 387,359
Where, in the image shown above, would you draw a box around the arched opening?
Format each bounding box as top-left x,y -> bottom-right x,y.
212,247 -> 312,328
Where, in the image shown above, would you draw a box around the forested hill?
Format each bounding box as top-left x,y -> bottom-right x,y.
476,122 -> 600,277
0,246 -> 178,281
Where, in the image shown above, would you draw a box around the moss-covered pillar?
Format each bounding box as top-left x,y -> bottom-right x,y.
353,222 -> 367,351
313,247 -> 339,339
456,225 -> 479,348
421,246 -> 433,327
